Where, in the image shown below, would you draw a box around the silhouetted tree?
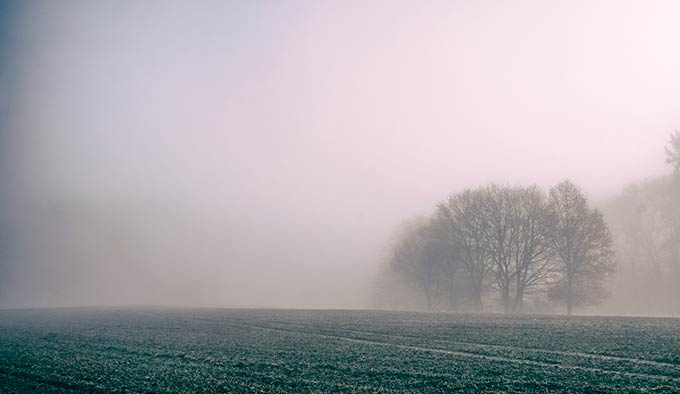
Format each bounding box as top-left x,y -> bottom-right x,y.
665,131 -> 680,173
510,186 -> 558,312
389,218 -> 444,308
479,185 -> 519,313
665,132 -> 680,273
478,185 -> 557,313
433,189 -> 493,310
383,181 -> 617,314
422,222 -> 461,308
548,180 -> 615,315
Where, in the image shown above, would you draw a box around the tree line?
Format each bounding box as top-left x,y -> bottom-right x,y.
387,180 -> 615,315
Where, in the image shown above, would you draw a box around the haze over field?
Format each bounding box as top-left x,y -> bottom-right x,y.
1,1 -> 679,311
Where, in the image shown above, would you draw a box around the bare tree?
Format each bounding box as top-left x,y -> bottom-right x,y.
383,181 -> 616,314
600,135 -> 680,314
433,189 -> 493,311
548,180 -> 615,315
665,132 -> 680,273
479,185 -> 520,313
415,221 -> 461,307
479,185 -> 557,313
511,186 -> 558,312
665,130 -> 680,173
389,218 -> 444,309
605,182 -> 667,279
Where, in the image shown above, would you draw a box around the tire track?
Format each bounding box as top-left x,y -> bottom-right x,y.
260,320 -> 679,370
227,320 -> 680,384
134,311 -> 680,382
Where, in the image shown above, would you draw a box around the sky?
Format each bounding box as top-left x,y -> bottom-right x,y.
1,0 -> 679,308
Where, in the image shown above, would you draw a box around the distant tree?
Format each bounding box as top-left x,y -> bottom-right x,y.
382,181 -> 618,314
433,189 -> 493,310
478,185 -> 518,313
478,185 -> 557,313
665,132 -> 680,272
422,222 -> 461,308
665,131 -> 680,174
548,180 -> 615,315
599,134 -> 680,315
389,218 -> 445,309
606,182 -> 667,274
510,186 -> 558,312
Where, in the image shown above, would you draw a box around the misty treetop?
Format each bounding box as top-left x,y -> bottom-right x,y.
386,181 -> 614,315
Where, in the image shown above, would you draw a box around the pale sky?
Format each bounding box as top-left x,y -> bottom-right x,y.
2,0 -> 679,308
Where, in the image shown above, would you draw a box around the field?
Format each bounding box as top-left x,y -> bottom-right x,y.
0,308 -> 679,393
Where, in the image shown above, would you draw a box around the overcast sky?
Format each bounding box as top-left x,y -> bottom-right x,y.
1,0 -> 679,308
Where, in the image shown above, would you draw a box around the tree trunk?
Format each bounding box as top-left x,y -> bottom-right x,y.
516,292 -> 524,313
474,291 -> 483,312
425,288 -> 433,310
472,281 -> 484,312
448,285 -> 456,310
566,276 -> 573,316
514,275 -> 525,313
502,287 -> 511,313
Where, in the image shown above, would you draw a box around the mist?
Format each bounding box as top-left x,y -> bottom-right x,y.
1,0 -> 679,311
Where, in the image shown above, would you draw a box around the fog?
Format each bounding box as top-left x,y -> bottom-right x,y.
1,1 -> 679,310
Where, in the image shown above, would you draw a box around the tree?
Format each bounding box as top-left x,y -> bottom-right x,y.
382,181 -> 618,313
548,180 -> 615,315
433,189 -> 493,311
478,185 -> 557,313
420,221 -> 460,307
665,132 -> 680,273
510,186 -> 558,312
389,218 -> 445,308
599,134 -> 680,315
478,185 -> 519,313
665,131 -> 680,173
